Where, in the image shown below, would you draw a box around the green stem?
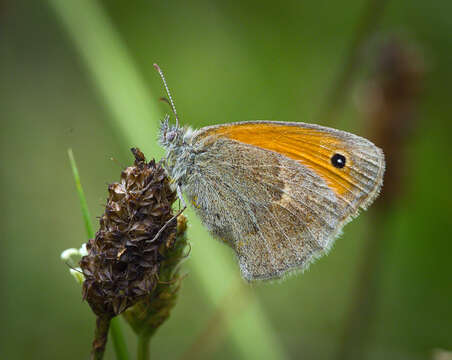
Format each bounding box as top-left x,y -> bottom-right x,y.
110,318 -> 130,360
68,148 -> 94,239
137,334 -> 150,360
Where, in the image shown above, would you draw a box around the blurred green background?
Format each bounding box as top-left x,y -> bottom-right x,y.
1,0 -> 451,359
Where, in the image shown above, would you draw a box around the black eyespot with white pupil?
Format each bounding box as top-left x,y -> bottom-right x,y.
331,153 -> 346,168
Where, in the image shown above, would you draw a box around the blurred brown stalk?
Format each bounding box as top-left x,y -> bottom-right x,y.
336,37 -> 424,360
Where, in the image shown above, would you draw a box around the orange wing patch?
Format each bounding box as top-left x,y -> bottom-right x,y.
201,123 -> 354,197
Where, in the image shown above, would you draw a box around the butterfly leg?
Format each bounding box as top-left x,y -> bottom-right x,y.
146,184 -> 186,243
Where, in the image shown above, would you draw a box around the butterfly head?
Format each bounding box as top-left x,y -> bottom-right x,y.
159,115 -> 181,146
158,115 -> 195,184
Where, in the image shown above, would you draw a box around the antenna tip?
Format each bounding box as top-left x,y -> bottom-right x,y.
153,63 -> 161,72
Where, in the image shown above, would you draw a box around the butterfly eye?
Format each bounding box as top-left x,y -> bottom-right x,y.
166,130 -> 176,142
331,153 -> 346,168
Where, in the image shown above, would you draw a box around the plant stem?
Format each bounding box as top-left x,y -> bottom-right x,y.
91,316 -> 111,360
68,148 -> 94,239
335,38 -> 423,360
110,318 -> 129,360
318,0 -> 388,123
137,334 -> 151,360
335,212 -> 384,360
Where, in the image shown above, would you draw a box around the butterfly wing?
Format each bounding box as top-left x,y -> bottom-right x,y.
185,121 -> 384,280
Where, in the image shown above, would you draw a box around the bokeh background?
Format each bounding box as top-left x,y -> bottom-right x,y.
1,0 -> 451,359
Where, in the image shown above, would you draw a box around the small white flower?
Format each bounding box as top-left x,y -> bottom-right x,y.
61,248 -> 80,262
61,243 -> 87,284
70,268 -> 85,285
79,243 -> 88,256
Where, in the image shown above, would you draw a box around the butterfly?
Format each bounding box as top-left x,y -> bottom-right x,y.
155,64 -> 385,281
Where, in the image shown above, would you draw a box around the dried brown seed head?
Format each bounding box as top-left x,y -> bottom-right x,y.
80,148 -> 179,317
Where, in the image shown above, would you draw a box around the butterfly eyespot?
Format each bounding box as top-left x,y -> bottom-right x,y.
331,153 -> 346,168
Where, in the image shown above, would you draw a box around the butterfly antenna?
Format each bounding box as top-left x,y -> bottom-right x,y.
65,262 -> 83,274
153,63 -> 180,127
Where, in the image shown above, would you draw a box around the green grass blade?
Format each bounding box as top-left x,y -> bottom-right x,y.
67,148 -> 94,239
48,0 -> 162,156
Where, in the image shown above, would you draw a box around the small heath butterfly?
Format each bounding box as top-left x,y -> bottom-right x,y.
154,64 -> 385,281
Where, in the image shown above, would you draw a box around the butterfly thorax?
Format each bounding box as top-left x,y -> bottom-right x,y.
159,120 -> 195,186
